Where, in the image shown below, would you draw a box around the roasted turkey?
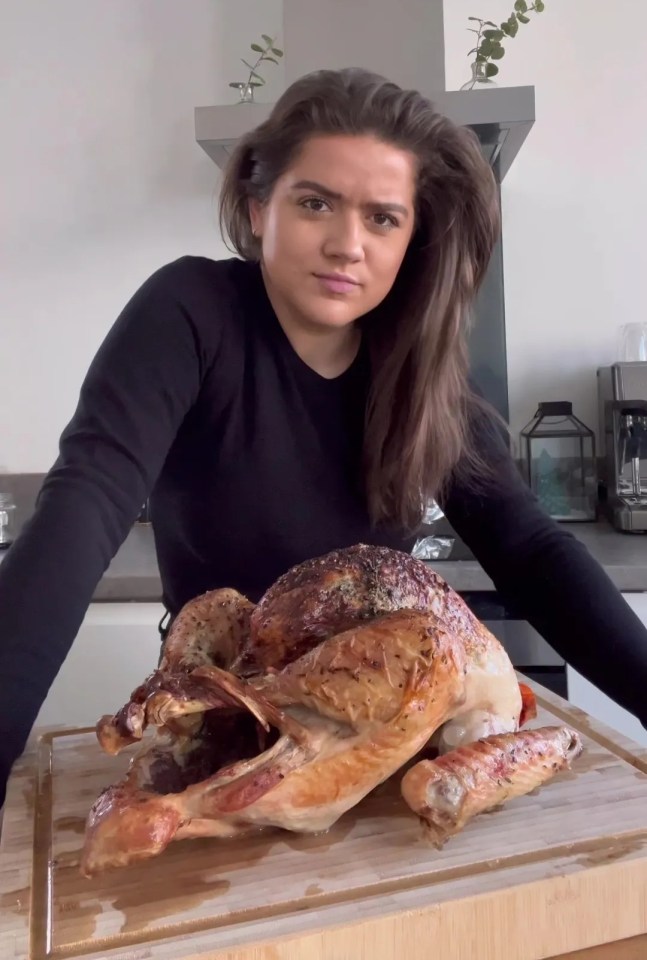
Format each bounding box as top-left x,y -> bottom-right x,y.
81,544 -> 582,877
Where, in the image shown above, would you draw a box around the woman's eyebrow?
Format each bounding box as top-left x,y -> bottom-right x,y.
291,179 -> 409,216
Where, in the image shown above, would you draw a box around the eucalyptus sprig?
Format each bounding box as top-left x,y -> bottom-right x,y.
467,0 -> 545,84
229,34 -> 284,93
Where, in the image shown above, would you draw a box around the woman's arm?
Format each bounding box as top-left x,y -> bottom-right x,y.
0,259 -> 205,804
441,404 -> 647,728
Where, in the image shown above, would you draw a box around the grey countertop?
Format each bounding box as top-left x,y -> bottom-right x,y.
94,517 -> 647,602
94,525 -> 163,601
2,512 -> 646,603
431,520 -> 647,593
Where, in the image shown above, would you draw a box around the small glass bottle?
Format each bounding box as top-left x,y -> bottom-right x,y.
0,492 -> 17,549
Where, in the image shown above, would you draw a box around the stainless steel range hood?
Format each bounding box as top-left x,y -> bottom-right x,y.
195,84 -> 535,182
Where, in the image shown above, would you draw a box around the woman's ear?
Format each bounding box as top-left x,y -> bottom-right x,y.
248,197 -> 263,239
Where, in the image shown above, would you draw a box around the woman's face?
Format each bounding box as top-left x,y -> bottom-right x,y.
249,134 -> 417,334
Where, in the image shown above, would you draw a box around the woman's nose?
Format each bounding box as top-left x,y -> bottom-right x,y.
322,213 -> 364,262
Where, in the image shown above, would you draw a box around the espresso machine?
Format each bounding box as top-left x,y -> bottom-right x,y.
597,362 -> 647,532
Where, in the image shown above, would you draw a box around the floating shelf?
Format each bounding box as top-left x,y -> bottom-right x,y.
195,85 -> 535,181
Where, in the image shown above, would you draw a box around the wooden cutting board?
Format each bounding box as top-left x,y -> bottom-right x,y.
2,677 -> 647,960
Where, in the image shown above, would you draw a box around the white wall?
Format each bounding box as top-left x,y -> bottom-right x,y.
1,0 -> 283,472
445,0 -> 647,445
3,1 -> 646,469
283,0 -> 444,93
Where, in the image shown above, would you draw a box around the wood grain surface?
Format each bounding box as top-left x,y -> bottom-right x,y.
2,678 -> 647,960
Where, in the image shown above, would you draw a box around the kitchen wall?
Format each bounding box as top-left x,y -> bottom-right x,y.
283,0 -> 444,92
1,0 -> 283,473
445,0 -> 647,445
2,1 -> 646,471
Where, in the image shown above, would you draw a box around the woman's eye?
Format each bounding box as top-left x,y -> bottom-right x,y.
373,212 -> 398,229
298,197 -> 398,229
300,197 -> 330,213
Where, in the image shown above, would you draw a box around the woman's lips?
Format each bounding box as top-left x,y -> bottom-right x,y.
314,274 -> 360,295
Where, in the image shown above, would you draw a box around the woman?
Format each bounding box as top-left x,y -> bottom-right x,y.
0,67 -> 645,807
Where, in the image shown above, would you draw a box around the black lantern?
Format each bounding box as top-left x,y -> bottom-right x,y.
520,402 -> 597,521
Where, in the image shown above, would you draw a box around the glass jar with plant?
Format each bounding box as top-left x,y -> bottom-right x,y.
229,34 -> 284,103
461,0 -> 545,91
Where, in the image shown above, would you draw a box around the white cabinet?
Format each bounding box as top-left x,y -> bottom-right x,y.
34,602 -> 165,730
567,593 -> 647,747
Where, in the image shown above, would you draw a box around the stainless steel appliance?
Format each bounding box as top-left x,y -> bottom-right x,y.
0,492 -> 16,550
597,362 -> 647,532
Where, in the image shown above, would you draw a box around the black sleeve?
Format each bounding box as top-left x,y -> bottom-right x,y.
441,403 -> 647,728
0,262 -> 203,805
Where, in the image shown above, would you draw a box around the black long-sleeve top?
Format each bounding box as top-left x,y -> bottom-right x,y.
1,254 -> 645,805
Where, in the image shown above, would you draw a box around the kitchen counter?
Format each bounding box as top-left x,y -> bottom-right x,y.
4,474 -> 646,601
94,524 -> 163,601
432,519 -> 647,593
92,517 -> 647,601
1,508 -> 646,601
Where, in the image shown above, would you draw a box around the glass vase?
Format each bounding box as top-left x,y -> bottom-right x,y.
460,62 -> 498,91
228,81 -> 260,103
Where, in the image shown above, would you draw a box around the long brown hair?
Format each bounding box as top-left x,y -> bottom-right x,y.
219,67 -> 502,532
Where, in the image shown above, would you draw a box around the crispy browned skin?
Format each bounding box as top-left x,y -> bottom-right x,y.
96,588 -> 254,754
400,726 -> 583,847
234,543 -> 485,674
97,544 -> 495,754
81,715 -> 303,875
82,545 -> 582,878
81,610 -> 464,876
160,587 -> 254,673
82,607 -> 528,876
